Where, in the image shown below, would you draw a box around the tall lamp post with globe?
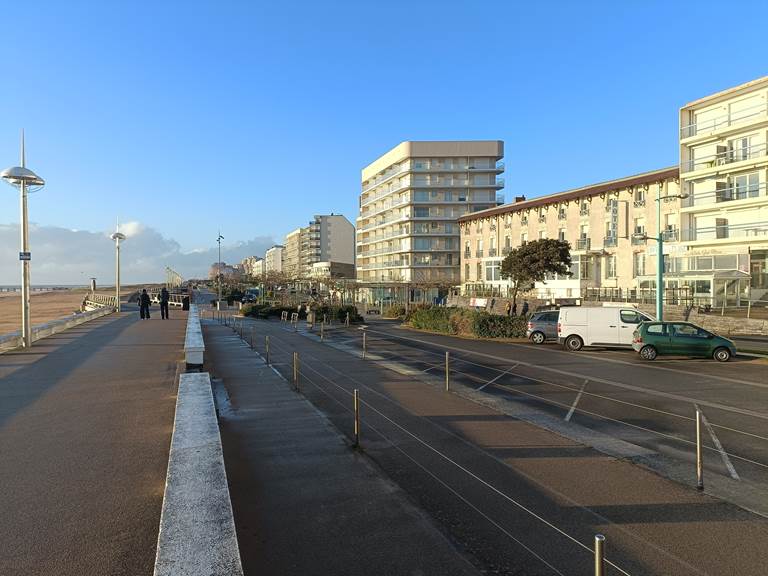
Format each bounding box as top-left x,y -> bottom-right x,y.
1,132 -> 45,348
111,225 -> 126,312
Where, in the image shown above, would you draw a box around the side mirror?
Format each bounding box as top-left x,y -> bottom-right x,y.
707,334 -> 714,339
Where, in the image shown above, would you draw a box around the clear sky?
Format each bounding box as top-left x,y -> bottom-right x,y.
0,0 -> 766,282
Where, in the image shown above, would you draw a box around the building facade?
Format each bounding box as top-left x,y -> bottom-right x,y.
357,140 -> 504,302
282,215 -> 355,279
264,245 -> 285,274
459,168 -> 682,302
240,256 -> 264,278
679,76 -> 768,307
283,228 -> 303,278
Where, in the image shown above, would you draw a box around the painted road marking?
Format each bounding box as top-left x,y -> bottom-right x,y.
477,363 -> 519,391
700,409 -> 741,480
565,380 -> 589,422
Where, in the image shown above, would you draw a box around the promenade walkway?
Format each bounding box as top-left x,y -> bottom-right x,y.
203,321 -> 481,576
0,306 -> 186,576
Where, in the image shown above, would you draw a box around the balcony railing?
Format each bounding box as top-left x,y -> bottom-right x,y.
604,236 -> 618,248
502,246 -> 511,255
357,260 -> 408,271
579,208 -> 589,216
558,211 -> 567,220
633,199 -> 646,207
680,101 -> 768,139
538,215 -> 546,223
488,248 -> 497,257
521,217 -> 528,225
682,182 -> 767,207
464,250 -> 471,258
631,235 -> 646,245
681,143 -> 767,173
475,249 -> 484,257
681,222 -> 768,242
662,228 -> 679,242
575,238 -> 591,250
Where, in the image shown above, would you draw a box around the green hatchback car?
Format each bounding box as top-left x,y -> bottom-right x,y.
632,321 -> 737,362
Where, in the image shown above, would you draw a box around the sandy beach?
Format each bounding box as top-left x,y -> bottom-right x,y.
0,289 -> 92,334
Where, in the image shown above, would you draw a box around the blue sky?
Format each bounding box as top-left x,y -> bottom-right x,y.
0,0 -> 766,281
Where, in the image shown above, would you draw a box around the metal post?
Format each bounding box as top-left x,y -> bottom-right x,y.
594,534 -> 605,576
251,326 -> 255,349
353,389 -> 360,447
293,352 -> 299,391
114,234 -> 121,313
266,335 -> 271,365
320,321 -> 324,341
696,407 -> 704,490
20,180 -> 31,347
656,183 -> 664,322
362,331 -> 366,359
345,311 -> 350,327
445,351 -> 450,391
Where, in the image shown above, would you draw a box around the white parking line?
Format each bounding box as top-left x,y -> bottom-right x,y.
476,363 -> 519,391
565,380 -> 589,422
700,409 -> 741,480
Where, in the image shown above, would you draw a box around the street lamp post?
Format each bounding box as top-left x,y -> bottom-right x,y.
633,183 -> 688,322
110,225 -> 126,312
217,232 -> 224,304
1,132 -> 45,348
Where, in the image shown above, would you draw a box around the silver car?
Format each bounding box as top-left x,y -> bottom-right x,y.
526,310 -> 559,344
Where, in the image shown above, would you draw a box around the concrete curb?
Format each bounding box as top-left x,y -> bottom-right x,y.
152,372 -> 243,576
0,306 -> 114,353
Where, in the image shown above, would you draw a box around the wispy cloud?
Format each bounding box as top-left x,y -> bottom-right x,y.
0,222 -> 276,285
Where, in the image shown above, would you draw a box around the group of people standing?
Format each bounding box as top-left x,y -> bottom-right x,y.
505,300 -> 529,317
138,287 -> 171,320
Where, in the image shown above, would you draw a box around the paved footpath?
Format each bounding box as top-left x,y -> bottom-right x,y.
0,307 -> 186,576
203,321 -> 481,576
228,317 -> 768,576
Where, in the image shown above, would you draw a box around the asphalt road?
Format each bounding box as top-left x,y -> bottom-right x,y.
221,315 -> 768,576
0,306 -> 185,576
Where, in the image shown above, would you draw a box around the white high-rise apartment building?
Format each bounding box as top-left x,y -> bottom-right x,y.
282,215 -> 355,279
264,245 -> 285,274
357,141 -> 504,302
679,76 -> 768,306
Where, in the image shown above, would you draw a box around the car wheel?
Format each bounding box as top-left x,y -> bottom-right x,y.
564,335 -> 583,351
530,331 -> 546,345
639,345 -> 657,361
713,347 -> 731,362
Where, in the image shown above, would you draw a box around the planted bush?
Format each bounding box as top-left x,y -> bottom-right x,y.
405,306 -> 528,339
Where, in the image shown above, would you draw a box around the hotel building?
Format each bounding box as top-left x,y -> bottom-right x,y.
459,168 -> 682,302
357,140 -> 504,302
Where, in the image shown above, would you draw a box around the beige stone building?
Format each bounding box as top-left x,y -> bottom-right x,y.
283,228 -> 303,278
357,140 -> 504,302
282,215 -> 355,279
678,75 -> 768,307
459,168 -> 681,302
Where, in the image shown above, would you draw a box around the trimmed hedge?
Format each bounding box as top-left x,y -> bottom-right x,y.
241,303 -> 363,323
406,306 -> 528,339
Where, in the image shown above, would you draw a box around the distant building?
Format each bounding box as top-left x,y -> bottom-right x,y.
310,261 -> 356,280
283,215 -> 355,279
264,245 -> 285,274
240,256 -> 263,278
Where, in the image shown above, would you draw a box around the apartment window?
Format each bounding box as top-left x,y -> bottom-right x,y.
477,239 -> 483,250
734,172 -> 760,199
476,262 -> 482,280
580,224 -> 589,239
728,135 -> 757,162
538,230 -> 545,240
634,188 -> 645,204
485,260 -> 501,281
490,237 -> 496,249
414,238 -> 431,250
633,253 -> 646,277
634,218 -> 645,236
504,235 -> 511,248
521,232 -> 527,245
414,207 -> 429,217
558,228 -> 565,242
580,201 -> 589,216
444,191 -> 453,201
446,253 -> 453,265
414,190 -> 429,201
444,223 -> 455,233
606,255 -> 617,278
716,218 -> 729,239
458,192 -> 467,202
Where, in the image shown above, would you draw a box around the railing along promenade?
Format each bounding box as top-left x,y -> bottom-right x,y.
0,306 -> 114,353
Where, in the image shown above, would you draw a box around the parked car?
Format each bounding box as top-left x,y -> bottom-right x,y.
632,321 -> 736,362
526,310 -> 559,344
558,306 -> 654,351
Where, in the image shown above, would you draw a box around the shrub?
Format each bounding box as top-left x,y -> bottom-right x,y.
382,305 -> 406,319
405,306 -> 528,339
407,307 -> 456,334
471,312 -> 528,338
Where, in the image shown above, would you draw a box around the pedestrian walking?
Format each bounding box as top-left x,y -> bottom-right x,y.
521,300 -> 529,317
140,289 -> 151,319
512,302 -> 518,316
160,287 -> 170,319
505,301 -> 511,316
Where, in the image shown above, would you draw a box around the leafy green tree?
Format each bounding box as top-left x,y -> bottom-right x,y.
500,239 -> 572,307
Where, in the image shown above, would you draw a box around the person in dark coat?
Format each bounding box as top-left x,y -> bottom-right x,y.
511,302 -> 518,316
140,289 -> 151,319
521,300 -> 529,317
160,287 -> 170,319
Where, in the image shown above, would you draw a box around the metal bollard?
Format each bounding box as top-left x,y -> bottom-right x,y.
594,534 -> 605,576
362,331 -> 367,359
696,407 -> 704,490
353,389 -> 360,447
293,352 -> 299,391
445,351 -> 450,391
320,321 -> 324,341
250,326 -> 255,350
266,335 -> 271,365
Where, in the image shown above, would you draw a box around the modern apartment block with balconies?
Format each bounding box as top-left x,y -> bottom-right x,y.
264,244 -> 285,274
356,140 -> 504,302
459,168 -> 682,302
283,215 -> 355,279
679,76 -> 768,306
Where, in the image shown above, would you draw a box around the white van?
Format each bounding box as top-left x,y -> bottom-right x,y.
557,306 -> 654,351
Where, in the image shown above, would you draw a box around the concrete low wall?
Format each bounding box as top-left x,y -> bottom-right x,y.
635,304 -> 768,337
184,304 -> 205,368
152,372 -> 243,576
0,306 -> 114,353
